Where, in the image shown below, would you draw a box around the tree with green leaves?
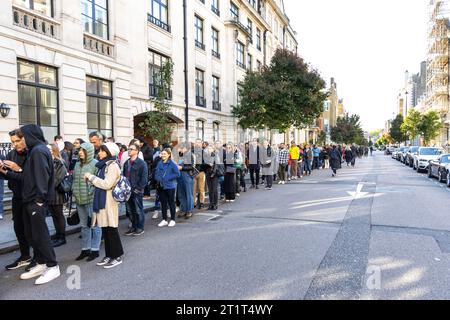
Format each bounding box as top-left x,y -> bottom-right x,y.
401,109 -> 422,142
139,60 -> 174,145
317,130 -> 327,145
232,49 -> 327,132
389,114 -> 408,143
330,113 -> 364,144
419,111 -> 443,146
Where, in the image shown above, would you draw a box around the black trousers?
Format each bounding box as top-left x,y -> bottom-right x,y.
102,227 -> 124,259
206,175 -> 219,206
23,202 -> 57,267
159,188 -> 176,220
249,165 -> 260,186
12,198 -> 31,259
48,204 -> 66,239
235,169 -> 243,193
265,175 -> 273,188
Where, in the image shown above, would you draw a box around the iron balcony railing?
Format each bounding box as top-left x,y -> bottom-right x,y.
148,14 -> 171,33
149,84 -> 172,100
196,96 -> 206,108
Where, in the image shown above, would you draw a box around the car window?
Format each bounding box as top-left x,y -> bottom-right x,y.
441,155 -> 450,163
420,148 -> 439,155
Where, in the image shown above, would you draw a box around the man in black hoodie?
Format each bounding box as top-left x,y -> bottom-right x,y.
19,124 -> 60,285
0,129 -> 34,271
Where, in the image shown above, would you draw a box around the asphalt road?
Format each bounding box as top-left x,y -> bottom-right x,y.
1,151 -> 450,300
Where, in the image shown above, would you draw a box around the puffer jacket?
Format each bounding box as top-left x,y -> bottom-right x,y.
72,143 -> 97,205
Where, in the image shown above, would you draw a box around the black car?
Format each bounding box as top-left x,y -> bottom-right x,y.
428,154 -> 450,186
405,146 -> 419,167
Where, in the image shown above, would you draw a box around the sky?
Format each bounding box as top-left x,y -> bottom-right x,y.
283,0 -> 429,132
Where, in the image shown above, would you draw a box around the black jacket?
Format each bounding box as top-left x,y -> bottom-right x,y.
141,143 -> 153,166
21,124 -> 55,204
49,158 -> 68,205
123,157 -> 148,193
0,149 -> 27,200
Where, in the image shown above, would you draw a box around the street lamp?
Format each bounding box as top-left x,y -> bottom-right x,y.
0,103 -> 11,118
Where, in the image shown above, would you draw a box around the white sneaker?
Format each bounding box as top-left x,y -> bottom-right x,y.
278,181 -> 282,185
158,220 -> 169,227
236,193 -> 240,197
152,211 -> 160,219
35,266 -> 60,285
168,220 -> 176,227
20,263 -> 47,280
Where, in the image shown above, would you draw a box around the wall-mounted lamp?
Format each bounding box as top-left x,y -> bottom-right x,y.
0,103 -> 11,118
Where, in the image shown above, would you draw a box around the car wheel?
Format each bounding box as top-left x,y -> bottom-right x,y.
428,167 -> 433,178
438,170 -> 442,182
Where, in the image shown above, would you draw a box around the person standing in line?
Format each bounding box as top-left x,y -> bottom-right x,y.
151,140 -> 162,219
330,145 -> 342,177
137,137 -> 153,200
155,149 -> 180,227
234,144 -> 245,196
89,131 -> 105,159
0,129 -> 33,270
289,142 -> 300,180
215,141 -> 226,200
193,139 -> 207,209
247,139 -> 261,189
260,140 -> 274,190
47,144 -> 68,248
19,124 -> 60,285
123,144 -> 148,236
321,146 -> 330,169
312,145 -> 321,170
204,145 -> 222,211
237,143 -> 247,193
303,145 -> 312,176
345,146 -> 354,167
176,143 -> 195,219
84,143 -> 124,269
351,144 -> 358,167
73,142 -> 101,262
224,143 -> 237,202
277,143 -> 289,185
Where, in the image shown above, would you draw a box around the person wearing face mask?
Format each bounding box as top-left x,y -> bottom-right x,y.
175,143 -> 195,219
260,140 -> 274,190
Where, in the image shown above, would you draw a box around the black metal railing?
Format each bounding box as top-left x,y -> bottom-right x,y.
212,101 -> 221,111
195,40 -> 206,51
150,84 -> 173,100
196,96 -> 206,107
0,143 -> 12,157
212,50 -> 221,59
236,60 -> 246,69
211,5 -> 220,16
148,14 -> 171,33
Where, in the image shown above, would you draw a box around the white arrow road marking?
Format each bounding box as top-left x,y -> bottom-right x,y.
347,182 -> 369,199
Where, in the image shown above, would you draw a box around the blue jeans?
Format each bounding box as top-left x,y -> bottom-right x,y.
77,204 -> 102,252
177,172 -> 194,213
0,179 -> 4,217
219,176 -> 225,197
126,192 -> 145,230
303,160 -> 312,174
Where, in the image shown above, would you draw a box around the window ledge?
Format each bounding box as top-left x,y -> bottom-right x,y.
83,33 -> 114,58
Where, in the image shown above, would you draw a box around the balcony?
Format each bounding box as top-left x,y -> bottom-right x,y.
195,40 -> 206,51
211,5 -> 220,17
83,33 -> 114,57
196,96 -> 206,108
227,17 -> 252,38
212,101 -> 221,111
212,50 -> 221,59
149,84 -> 172,101
148,14 -> 171,33
12,5 -> 59,39
236,60 -> 246,69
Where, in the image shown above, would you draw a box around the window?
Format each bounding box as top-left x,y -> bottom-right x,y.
196,69 -> 205,107
256,28 -> 261,50
274,19 -> 278,39
211,0 -> 220,16
247,53 -> 252,71
213,122 -> 220,141
324,101 -> 330,111
17,60 -> 59,142
149,0 -> 170,32
236,41 -> 245,69
212,27 -> 220,59
86,76 -> 113,138
247,19 -> 253,43
230,1 -> 239,20
13,0 -> 53,17
247,0 -> 256,9
196,120 -> 205,141
195,15 -> 205,50
212,76 -> 220,110
81,0 -> 109,40
149,50 -> 172,100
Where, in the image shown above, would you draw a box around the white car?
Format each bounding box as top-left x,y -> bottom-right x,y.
413,147 -> 444,172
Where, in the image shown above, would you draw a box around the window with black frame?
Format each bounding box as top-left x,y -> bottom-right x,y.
86,76 -> 113,138
81,0 -> 109,40
149,50 -> 171,100
195,15 -> 205,50
212,76 -> 220,110
196,119 -> 205,141
149,0 -> 170,32
196,69 -> 205,107
212,27 -> 220,59
17,59 -> 59,142
13,0 -> 53,17
236,41 -> 245,69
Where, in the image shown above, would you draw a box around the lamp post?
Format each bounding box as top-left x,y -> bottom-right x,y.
0,103 -> 11,118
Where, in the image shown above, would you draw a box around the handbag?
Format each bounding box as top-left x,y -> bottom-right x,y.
57,174 -> 73,193
66,195 -> 80,226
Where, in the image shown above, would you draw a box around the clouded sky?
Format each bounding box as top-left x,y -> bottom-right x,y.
284,0 -> 428,131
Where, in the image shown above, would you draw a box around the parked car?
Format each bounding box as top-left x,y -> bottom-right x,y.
413,147 -> 443,172
385,146 -> 397,155
405,146 -> 419,167
428,154 -> 450,186
391,148 -> 399,159
396,147 -> 408,161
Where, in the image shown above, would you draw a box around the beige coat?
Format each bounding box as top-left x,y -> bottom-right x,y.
90,161 -> 121,228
